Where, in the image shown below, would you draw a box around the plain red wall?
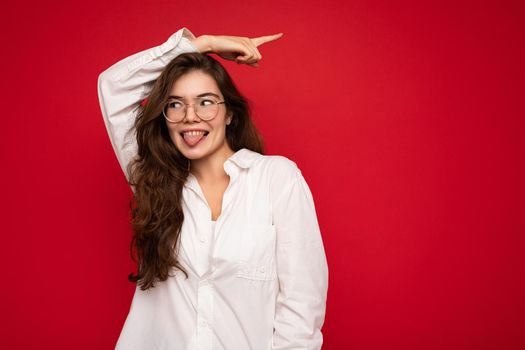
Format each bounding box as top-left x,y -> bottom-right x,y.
1,0 -> 524,349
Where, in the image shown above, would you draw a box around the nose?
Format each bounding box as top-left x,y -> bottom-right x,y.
183,104 -> 200,122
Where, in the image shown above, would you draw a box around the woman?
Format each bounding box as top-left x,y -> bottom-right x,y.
97,27 -> 328,350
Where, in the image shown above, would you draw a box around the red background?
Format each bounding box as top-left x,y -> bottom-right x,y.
2,0 -> 524,349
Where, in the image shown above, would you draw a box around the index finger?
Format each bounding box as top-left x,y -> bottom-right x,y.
251,33 -> 284,47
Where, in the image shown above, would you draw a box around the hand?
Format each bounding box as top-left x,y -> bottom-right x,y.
190,33 -> 284,68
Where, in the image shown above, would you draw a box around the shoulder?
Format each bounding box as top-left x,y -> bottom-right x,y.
263,154 -> 300,176
251,152 -> 302,190
242,149 -> 309,207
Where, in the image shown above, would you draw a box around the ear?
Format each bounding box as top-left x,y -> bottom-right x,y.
226,111 -> 233,125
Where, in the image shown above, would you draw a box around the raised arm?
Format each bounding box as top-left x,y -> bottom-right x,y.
97,27 -> 199,184
97,28 -> 283,186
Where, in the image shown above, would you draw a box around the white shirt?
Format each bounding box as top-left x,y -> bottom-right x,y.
97,27 -> 329,350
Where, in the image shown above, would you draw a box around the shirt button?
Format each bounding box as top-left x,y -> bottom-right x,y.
200,320 -> 208,327
259,266 -> 265,273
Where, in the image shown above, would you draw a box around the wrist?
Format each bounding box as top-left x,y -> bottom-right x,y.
190,35 -> 213,54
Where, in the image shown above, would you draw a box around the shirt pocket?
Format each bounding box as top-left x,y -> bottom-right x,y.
237,224 -> 277,281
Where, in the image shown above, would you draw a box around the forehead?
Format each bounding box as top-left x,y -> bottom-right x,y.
169,70 -> 221,98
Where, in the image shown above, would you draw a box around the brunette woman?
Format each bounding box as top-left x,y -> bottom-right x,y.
97,27 -> 328,350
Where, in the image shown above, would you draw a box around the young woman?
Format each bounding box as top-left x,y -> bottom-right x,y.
97,27 -> 328,350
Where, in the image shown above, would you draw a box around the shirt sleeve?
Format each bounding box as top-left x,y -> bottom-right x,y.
96,27 -> 199,185
271,166 -> 329,350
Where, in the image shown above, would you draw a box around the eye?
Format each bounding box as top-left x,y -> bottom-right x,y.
200,98 -> 215,106
168,101 -> 183,109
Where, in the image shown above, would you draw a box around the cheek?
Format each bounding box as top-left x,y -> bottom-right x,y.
166,126 -> 180,143
212,126 -> 228,140
213,117 -> 229,131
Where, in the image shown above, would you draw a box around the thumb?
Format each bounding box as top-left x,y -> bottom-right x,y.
235,56 -> 245,64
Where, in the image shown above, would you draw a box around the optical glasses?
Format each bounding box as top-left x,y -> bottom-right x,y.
163,97 -> 226,123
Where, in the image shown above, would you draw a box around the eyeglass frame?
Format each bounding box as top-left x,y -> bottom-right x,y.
162,97 -> 227,123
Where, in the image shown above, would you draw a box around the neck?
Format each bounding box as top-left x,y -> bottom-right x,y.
190,142 -> 235,182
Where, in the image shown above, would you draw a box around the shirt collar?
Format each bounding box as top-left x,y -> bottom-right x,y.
184,148 -> 263,193
226,147 -> 263,169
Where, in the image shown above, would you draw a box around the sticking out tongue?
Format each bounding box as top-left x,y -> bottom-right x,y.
183,132 -> 207,147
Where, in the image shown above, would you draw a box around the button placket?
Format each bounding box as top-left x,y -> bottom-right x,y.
196,282 -> 213,328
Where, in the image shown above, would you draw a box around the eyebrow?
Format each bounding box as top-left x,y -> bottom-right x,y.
168,92 -> 221,100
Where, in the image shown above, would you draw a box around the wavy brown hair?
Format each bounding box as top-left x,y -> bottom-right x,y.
126,52 -> 265,290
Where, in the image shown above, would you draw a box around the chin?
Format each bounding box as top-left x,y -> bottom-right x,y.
177,142 -> 212,160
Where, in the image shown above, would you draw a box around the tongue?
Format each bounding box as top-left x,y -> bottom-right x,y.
183,133 -> 205,147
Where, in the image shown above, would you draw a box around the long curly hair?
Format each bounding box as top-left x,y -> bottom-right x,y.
126,52 -> 265,290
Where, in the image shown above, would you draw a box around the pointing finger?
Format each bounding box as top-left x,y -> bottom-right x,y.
252,33 -> 284,47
